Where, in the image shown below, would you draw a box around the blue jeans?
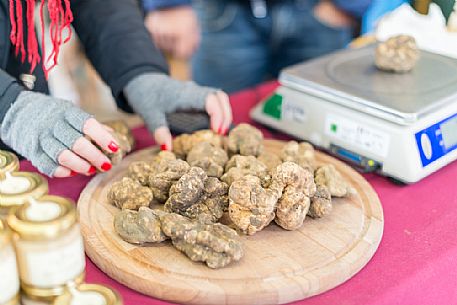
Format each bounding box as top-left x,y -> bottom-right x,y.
192,0 -> 353,93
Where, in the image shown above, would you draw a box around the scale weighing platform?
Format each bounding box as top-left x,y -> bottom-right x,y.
251,45 -> 457,183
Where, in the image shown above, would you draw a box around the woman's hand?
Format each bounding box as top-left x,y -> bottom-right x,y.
53,118 -> 119,177
145,6 -> 200,60
124,73 -> 233,151
206,91 -> 232,135
154,90 -> 232,150
0,91 -> 119,177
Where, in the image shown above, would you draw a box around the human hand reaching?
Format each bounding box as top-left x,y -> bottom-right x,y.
124,74 -> 232,150
145,6 -> 200,59
0,91 -> 119,177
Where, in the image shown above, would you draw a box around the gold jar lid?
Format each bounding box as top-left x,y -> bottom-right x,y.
53,284 -> 123,305
7,195 -> 76,240
0,150 -> 19,178
0,219 -> 12,249
0,172 -> 48,208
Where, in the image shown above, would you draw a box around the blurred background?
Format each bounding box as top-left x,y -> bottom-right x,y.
48,0 -> 455,128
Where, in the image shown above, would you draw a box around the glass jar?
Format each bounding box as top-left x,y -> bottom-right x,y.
0,172 -> 48,218
21,296 -> 52,305
0,221 -> 20,305
7,196 -> 85,302
53,283 -> 123,305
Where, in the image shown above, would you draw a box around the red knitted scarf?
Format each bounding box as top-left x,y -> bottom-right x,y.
9,0 -> 73,78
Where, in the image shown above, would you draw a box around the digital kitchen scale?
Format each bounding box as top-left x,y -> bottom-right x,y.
251,45 -> 457,183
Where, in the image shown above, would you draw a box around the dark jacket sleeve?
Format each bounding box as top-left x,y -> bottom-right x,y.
70,0 -> 169,113
0,69 -> 24,123
0,1 -> 24,124
143,0 -> 191,11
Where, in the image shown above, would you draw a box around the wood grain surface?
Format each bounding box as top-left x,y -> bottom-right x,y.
77,140 -> 384,305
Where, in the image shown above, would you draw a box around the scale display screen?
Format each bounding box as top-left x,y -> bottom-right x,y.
415,112 -> 457,167
440,117 -> 457,150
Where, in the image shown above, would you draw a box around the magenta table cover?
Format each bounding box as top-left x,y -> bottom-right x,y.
19,82 -> 457,305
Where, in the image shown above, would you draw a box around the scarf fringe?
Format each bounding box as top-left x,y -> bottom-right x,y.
9,0 -> 73,79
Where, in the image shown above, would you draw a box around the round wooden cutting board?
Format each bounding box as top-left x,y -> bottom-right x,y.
78,140 -> 383,305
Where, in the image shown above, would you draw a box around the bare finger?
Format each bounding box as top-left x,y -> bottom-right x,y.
83,118 -> 119,154
216,91 -> 232,134
205,93 -> 225,134
53,166 -> 75,178
58,149 -> 95,175
154,126 -> 173,151
72,137 -> 112,172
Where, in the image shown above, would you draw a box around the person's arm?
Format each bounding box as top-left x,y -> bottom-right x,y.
70,0 -> 231,150
70,0 -> 169,113
0,0 -> 120,179
0,69 -> 24,124
0,81 -> 120,177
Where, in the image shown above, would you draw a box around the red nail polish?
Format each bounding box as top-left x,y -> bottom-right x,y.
108,141 -> 119,153
88,166 -> 96,175
160,144 -> 168,151
217,127 -> 222,135
101,162 -> 112,171
70,171 -> 77,177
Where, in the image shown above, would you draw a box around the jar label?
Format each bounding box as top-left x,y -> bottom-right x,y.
17,227 -> 86,287
0,245 -> 20,303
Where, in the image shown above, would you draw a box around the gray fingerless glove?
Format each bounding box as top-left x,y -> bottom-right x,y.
124,73 -> 217,132
0,91 -> 92,176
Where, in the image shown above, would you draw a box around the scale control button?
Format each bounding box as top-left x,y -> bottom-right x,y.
420,133 -> 433,160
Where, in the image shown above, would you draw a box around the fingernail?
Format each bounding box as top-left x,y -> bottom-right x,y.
108,141 -> 119,153
160,144 -> 168,151
217,127 -> 222,135
101,162 -> 112,171
88,166 -> 97,175
70,171 -> 77,177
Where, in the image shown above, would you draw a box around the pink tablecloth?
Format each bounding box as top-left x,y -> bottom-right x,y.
20,81 -> 457,305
